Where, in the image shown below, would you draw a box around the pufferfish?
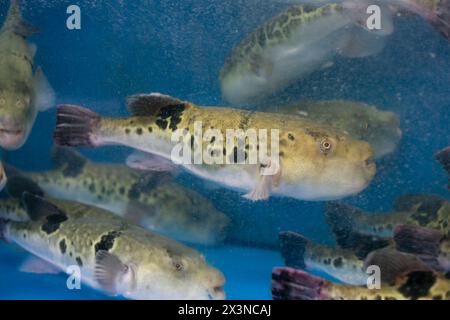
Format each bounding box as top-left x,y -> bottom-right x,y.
0,188 -> 226,300
53,93 -> 376,201
220,0 -> 450,104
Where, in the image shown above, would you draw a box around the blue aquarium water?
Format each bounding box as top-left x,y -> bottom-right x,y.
0,0 -> 449,300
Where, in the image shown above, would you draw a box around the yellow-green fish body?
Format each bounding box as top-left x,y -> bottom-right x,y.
0,194 -> 226,300
54,93 -> 376,202
7,148 -> 230,246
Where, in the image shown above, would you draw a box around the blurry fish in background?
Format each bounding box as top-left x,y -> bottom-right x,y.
435,146 -> 450,190
326,195 -> 450,246
220,0 -> 450,105
0,189 -> 226,300
0,0 -> 55,150
279,231 -> 391,285
270,100 -> 402,158
279,227 -> 449,286
272,249 -> 450,300
220,1 -> 395,105
4,147 -> 230,246
53,93 -> 376,201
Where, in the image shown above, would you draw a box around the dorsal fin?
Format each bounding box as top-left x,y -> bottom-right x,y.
6,176 -> 44,199
364,248 -> 432,285
127,93 -> 189,117
3,0 -> 39,37
51,146 -> 87,177
21,192 -> 66,222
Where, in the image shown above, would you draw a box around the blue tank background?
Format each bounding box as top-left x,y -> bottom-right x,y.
0,0 -> 449,299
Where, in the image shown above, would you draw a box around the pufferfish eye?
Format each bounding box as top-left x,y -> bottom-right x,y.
319,138 -> 333,155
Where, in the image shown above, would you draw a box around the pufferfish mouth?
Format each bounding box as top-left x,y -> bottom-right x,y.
0,127 -> 24,135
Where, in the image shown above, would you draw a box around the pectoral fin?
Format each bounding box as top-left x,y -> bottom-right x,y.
95,250 -> 136,296
126,151 -> 178,172
363,248 -> 431,285
243,162 -> 281,201
34,68 -> 56,112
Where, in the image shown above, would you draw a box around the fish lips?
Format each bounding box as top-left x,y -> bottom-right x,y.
0,126 -> 27,150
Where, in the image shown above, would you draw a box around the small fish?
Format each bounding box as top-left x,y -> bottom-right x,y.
272,250 -> 449,300
435,146 -> 450,190
271,100 -> 402,158
279,231 -> 391,285
326,196 -> 450,246
0,0 -> 55,150
5,147 -> 230,246
0,193 -> 226,300
53,93 -> 376,202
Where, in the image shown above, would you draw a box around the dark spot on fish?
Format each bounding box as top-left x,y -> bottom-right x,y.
156,104 -> 185,131
433,295 -> 442,300
128,185 -> 141,200
125,128 -> 130,134
288,133 -> 295,141
89,183 -> 95,192
156,119 -> 168,130
210,136 -> 216,143
59,239 -> 67,254
411,201 -> 441,226
148,127 -> 153,133
398,271 -> 436,299
136,128 -> 143,135
119,187 -> 125,195
223,147 -> 226,156
333,257 -> 343,268
41,213 -> 68,235
191,136 -> 195,149
375,295 -> 382,300
69,252 -> 72,257
94,231 -> 122,253
23,233 -> 26,239
76,257 -> 83,267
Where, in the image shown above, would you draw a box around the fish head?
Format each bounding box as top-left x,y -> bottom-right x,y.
352,107 -> 402,159
286,128 -> 376,200
133,247 -> 226,300
0,87 -> 36,150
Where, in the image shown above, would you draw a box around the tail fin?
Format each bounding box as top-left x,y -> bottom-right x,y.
394,225 -> 446,271
364,248 -> 432,285
279,231 -> 309,270
3,0 -> 39,37
272,267 -> 331,300
53,105 -> 101,147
